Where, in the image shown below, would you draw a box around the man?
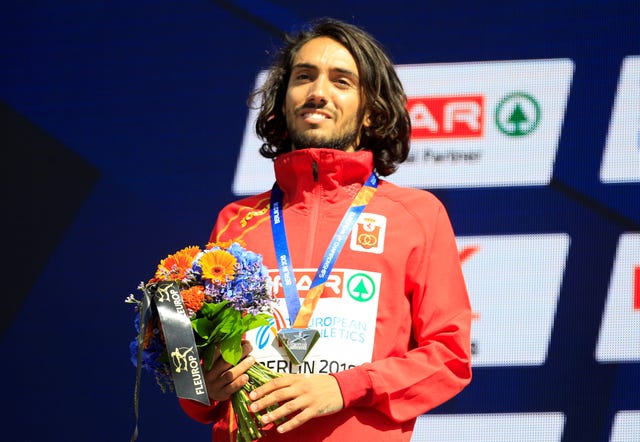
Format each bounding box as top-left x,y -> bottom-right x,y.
180,18 -> 472,441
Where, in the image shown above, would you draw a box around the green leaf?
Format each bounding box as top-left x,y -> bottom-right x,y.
207,309 -> 238,339
199,343 -> 217,371
189,303 -> 276,369
199,301 -> 230,319
220,332 -> 243,365
192,317 -> 214,339
242,313 -> 271,331
218,310 -> 242,334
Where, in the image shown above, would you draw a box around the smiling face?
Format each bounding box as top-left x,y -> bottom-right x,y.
284,37 -> 370,152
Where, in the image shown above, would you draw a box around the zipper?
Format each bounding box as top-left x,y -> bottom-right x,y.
305,159 -> 321,266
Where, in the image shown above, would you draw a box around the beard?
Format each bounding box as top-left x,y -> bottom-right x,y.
289,126 -> 360,151
287,103 -> 363,151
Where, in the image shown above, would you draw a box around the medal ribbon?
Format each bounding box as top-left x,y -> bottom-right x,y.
270,171 -> 378,328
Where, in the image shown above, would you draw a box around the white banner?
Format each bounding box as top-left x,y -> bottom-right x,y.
595,232 -> 640,362
600,55 -> 640,183
412,412 -> 566,442
457,234 -> 570,366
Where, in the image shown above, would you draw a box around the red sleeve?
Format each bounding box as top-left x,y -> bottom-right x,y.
178,398 -> 223,424
331,203 -> 472,422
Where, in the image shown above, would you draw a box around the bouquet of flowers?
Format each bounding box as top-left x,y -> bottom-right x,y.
127,240 -> 282,442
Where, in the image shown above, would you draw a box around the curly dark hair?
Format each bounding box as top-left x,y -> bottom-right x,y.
250,18 -> 411,176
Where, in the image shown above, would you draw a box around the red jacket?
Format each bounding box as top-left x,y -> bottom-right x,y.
180,148 -> 472,441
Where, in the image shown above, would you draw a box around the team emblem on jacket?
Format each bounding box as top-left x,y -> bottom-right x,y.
350,213 -> 386,254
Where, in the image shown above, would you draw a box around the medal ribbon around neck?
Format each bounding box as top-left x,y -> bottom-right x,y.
270,171 -> 379,328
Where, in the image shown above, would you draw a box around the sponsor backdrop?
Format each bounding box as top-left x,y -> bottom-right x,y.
1,1 -> 638,441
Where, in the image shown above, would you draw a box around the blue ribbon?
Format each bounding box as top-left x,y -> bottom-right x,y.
269,172 -> 378,326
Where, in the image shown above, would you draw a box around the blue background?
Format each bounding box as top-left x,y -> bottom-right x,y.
1,1 -> 638,441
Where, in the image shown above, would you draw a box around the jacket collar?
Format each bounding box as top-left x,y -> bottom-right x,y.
273,148 -> 374,205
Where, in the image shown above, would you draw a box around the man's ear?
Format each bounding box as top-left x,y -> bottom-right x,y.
363,109 -> 372,128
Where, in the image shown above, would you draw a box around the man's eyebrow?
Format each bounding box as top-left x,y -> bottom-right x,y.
291,62 -> 316,71
291,63 -> 359,80
334,67 -> 359,80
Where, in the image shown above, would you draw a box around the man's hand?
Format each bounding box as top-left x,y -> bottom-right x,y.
248,373 -> 344,434
203,340 -> 254,402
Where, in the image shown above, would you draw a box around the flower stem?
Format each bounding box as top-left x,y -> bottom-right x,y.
229,362 -> 284,440
231,390 -> 262,441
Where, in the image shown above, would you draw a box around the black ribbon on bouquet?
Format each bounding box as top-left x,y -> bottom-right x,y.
130,281 -> 209,442
151,281 -> 209,405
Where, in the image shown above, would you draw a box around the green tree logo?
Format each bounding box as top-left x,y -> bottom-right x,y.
495,92 -> 541,136
347,274 -> 376,302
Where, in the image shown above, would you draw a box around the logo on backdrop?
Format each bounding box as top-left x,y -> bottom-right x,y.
457,233 -> 570,366
392,59 -> 572,189
407,95 -> 484,139
232,59 -> 574,195
495,92 -> 541,137
600,55 -> 640,183
595,232 -> 640,362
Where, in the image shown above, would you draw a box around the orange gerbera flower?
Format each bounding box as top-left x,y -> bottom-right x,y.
181,285 -> 206,313
155,245 -> 201,281
199,249 -> 237,283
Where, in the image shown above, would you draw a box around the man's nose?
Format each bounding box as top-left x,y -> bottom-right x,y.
306,76 -> 329,104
